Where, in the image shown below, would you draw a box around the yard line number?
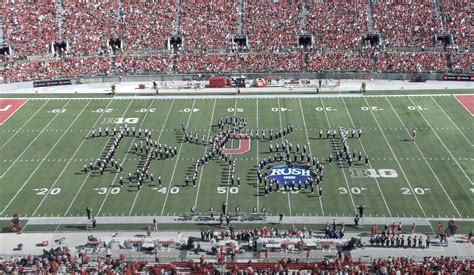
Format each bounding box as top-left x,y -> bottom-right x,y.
34,188 -> 61,195
217,186 -> 239,194
94,187 -> 120,195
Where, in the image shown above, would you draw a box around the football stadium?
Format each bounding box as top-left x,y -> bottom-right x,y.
0,0 -> 473,273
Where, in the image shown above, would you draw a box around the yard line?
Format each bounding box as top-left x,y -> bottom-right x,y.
97,99 -> 156,216
128,99 -> 176,215
320,98 -> 357,214
386,98 -> 462,218
0,99 -> 50,150
193,99 -> 217,208
160,99 -> 197,215
340,97 -> 392,216
56,99 -> 135,230
362,97 -> 427,217
431,96 -> 473,147
276,98 -> 292,216
31,99 -> 112,217
0,101 -> 70,178
224,98 -> 239,209
0,100 -> 78,215
298,98 -> 325,215
407,97 -> 473,186
256,99 -> 260,211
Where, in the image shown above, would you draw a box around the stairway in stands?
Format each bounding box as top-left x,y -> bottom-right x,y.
237,0 -> 244,35
0,16 -> 3,45
366,0 -> 375,33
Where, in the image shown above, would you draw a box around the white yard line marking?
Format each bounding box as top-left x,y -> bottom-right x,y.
340,97 -> 392,216
97,99 -> 156,216
56,99 -> 133,231
193,99 -> 217,208
160,99 -> 197,215
256,98 -> 260,211
0,100 -> 50,150
0,101 -> 70,178
298,98 -> 325,215
31,99 -> 110,217
0,100 -> 77,215
320,98 -> 357,214
407,96 -> 473,186
128,99 -> 175,215
225,98 -> 239,208
362,97 -> 427,217
276,98 -> 292,216
431,96 -> 473,147
18,93 -> 458,101
386,98 -> 462,218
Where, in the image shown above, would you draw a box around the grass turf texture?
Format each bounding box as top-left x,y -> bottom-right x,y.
0,95 -> 472,228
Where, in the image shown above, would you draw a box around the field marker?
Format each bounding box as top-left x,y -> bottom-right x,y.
1,99 -> 85,215
0,100 -> 50,150
193,99 -> 217,209
362,97 -> 427,217
0,100 -> 72,179
277,98 -> 292,216
128,99 -> 175,215
407,97 -> 473,186
320,98 -> 357,214
256,98 -> 260,211
340,97 -> 392,216
298,98 -> 325,215
29,100 -> 104,215
225,98 -> 239,209
431,96 -> 473,147
56,99 -> 127,230
160,99 -> 197,216
97,99 -> 156,216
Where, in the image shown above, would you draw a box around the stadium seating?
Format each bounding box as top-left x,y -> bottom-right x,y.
372,0 -> 439,47
0,0 -> 471,82
0,254 -> 471,273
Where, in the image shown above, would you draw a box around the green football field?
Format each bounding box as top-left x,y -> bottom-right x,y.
0,94 -> 473,226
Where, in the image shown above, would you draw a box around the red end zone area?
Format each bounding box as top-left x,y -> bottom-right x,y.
0,99 -> 28,125
454,95 -> 474,116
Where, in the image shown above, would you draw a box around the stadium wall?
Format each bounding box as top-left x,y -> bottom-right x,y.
76,72 -> 448,85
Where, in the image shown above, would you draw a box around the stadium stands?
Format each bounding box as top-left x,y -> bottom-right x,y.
0,0 -> 471,81
120,0 -> 177,50
179,0 -> 238,51
305,2 -> 368,50
0,254 -> 472,274
372,0 -> 439,47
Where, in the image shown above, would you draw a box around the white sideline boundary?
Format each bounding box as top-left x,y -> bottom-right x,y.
18,93 -> 458,101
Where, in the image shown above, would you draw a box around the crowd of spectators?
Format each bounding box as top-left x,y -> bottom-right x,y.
176,53 -> 238,73
1,0 -> 57,56
449,51 -> 473,73
439,0 -> 471,49
114,53 -> 173,74
61,0 -> 118,55
240,51 -> 305,73
305,2 -> 368,50
120,0 -> 177,50
372,0 -> 439,47
243,0 -> 301,51
0,1 -> 471,81
1,253 -> 471,274
3,56 -> 110,82
309,50 -> 372,72
374,50 -> 448,72
179,0 -> 238,51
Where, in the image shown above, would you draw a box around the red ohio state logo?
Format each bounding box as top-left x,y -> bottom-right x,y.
223,133 -> 251,155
